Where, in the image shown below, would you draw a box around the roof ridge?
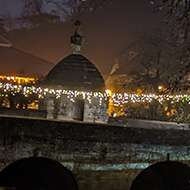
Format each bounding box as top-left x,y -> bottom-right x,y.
0,35 -> 12,47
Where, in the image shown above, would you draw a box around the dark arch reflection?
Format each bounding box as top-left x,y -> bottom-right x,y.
0,157 -> 78,190
130,161 -> 190,190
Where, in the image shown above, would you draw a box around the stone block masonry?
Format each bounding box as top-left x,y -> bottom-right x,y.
0,116 -> 190,189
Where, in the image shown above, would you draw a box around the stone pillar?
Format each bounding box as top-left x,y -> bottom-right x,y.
46,98 -> 55,119
84,99 -> 109,123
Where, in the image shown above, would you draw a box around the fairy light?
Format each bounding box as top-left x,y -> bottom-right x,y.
105,89 -> 112,96
1,82 -> 190,106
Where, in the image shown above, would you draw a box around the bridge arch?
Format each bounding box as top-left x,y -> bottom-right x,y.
0,157 -> 78,190
130,161 -> 190,190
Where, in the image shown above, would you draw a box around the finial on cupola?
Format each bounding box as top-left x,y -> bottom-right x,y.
70,20 -> 83,54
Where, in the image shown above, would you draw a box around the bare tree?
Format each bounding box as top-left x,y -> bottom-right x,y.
0,16 -> 6,36
112,31 -> 183,93
151,0 -> 190,80
47,0 -> 113,21
12,0 -> 61,28
8,0 -> 112,29
154,0 -> 190,19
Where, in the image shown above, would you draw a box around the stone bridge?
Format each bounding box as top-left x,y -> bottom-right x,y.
0,116 -> 190,190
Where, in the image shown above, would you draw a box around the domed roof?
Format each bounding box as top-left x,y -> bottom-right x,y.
45,54 -> 105,92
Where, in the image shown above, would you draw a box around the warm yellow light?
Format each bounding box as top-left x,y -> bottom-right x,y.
105,89 -> 112,96
158,85 -> 163,90
0,75 -> 36,84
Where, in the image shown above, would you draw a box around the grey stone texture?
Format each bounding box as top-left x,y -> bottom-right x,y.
0,116 -> 190,190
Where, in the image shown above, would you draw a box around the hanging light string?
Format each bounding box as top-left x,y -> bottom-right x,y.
0,82 -> 190,106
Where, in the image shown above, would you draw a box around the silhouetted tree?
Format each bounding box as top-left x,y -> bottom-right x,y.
154,0 -> 190,22
109,31 -> 185,93
0,16 -> 6,36
10,0 -> 113,29
107,31 -> 190,121
14,0 -> 61,28
151,0 -> 190,89
46,0 -> 113,21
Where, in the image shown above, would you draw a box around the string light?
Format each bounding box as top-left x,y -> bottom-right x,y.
0,82 -> 190,106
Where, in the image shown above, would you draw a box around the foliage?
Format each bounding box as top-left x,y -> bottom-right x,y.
169,102 -> 190,123
111,98 -> 190,124
121,101 -> 168,121
107,31 -> 190,122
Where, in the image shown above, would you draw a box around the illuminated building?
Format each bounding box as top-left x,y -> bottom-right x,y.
0,75 -> 36,85
0,35 -> 53,110
39,21 -> 109,123
0,35 -> 53,78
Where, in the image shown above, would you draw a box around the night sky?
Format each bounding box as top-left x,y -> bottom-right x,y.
0,0 -> 164,76
0,0 -> 23,16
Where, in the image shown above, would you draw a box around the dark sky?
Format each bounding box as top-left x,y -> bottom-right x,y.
0,0 -> 23,16
0,0 -> 164,76
79,0 -> 164,75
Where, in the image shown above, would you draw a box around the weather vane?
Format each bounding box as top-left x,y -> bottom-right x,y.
70,20 -> 83,54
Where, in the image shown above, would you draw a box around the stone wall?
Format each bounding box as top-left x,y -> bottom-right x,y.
0,108 -> 47,118
43,95 -> 109,123
0,116 -> 190,189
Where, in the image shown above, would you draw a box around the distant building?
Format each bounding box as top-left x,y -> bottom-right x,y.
40,21 -> 109,123
0,35 -> 53,77
0,35 -> 54,112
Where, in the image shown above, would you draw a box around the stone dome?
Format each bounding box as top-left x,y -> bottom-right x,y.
45,54 -> 105,92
